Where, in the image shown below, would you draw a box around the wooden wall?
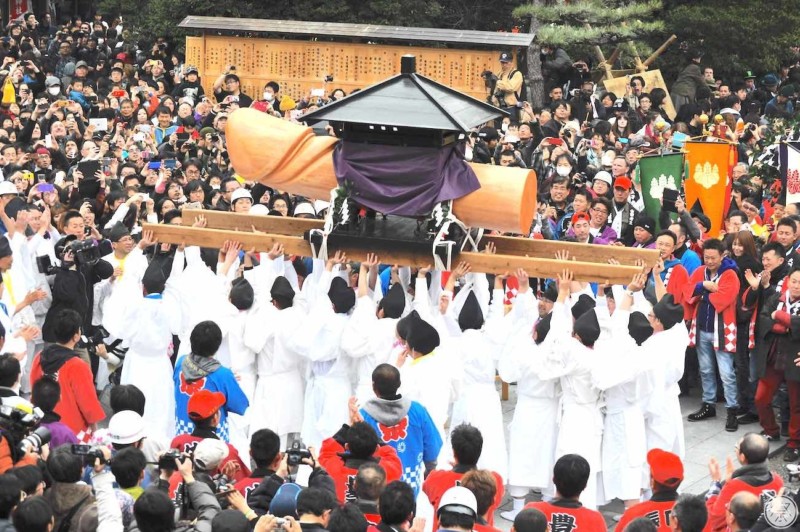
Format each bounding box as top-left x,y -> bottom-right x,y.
185,36 -> 509,102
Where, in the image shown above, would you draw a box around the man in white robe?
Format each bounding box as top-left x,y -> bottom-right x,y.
498,271 -> 560,520
528,270 -> 604,510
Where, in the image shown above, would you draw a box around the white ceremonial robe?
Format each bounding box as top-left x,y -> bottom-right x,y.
444,281 -> 508,481
592,306 -> 651,502
399,344 -> 458,443
642,322 -> 689,458
340,294 -> 402,403
498,325 -> 559,492
530,302 -> 604,510
115,286 -> 180,444
248,301 -> 308,443
290,268 -> 353,449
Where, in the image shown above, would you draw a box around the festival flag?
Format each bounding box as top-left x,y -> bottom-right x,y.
780,142 -> 800,205
8,0 -> 29,21
636,153 -> 684,231
684,141 -> 736,237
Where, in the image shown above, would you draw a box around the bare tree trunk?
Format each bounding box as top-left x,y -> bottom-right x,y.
525,2 -> 545,108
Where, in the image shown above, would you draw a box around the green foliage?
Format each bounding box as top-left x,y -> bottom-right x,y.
657,0 -> 800,79
513,0 -> 664,48
516,0 -> 660,25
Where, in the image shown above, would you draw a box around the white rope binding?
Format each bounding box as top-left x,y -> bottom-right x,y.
430,200 -> 482,271
309,187 -> 343,262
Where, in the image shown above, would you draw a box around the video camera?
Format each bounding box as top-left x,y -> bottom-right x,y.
51,237 -> 102,269
71,444 -> 107,466
68,239 -> 101,266
286,440 -> 312,466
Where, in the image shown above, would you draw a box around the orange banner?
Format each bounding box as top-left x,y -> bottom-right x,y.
684,141 -> 736,237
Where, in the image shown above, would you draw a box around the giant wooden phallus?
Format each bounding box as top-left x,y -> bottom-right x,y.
225,108 -> 538,234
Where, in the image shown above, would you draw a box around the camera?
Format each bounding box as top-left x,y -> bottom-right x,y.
71,444 -> 106,465
19,426 -> 50,454
36,254 -> 57,275
158,42 -> 166,50
481,70 -> 498,92
0,400 -> 50,456
286,440 -> 312,466
211,473 -> 235,500
69,238 -> 101,266
158,449 -> 187,469
210,134 -> 219,143
324,75 -> 334,83
80,326 -> 108,357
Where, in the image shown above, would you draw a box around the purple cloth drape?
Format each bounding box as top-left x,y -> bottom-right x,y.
332,141 -> 481,216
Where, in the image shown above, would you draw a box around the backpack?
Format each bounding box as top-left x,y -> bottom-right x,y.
509,69 -> 527,102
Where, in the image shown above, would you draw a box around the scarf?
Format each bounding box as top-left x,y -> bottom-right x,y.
181,353 -> 221,382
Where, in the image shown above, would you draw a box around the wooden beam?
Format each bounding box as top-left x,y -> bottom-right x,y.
181,209 -> 324,236
186,211 -> 659,268
643,35 -> 677,69
483,235 -> 660,267
144,224 -> 642,284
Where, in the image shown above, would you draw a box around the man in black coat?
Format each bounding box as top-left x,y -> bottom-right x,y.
753,268 -> 800,461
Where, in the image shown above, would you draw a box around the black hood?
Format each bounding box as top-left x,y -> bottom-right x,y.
40,344 -> 80,375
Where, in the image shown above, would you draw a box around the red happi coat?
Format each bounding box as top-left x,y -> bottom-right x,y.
683,262 -> 741,353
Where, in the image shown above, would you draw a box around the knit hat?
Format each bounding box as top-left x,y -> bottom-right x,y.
634,215 -> 656,235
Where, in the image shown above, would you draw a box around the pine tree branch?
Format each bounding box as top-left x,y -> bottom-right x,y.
514,0 -> 662,25
525,20 -> 664,47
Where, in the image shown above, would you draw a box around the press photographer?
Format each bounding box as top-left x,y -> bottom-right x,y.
247,441 -> 336,516
40,215 -> 113,351
0,394 -> 50,474
489,52 -> 524,122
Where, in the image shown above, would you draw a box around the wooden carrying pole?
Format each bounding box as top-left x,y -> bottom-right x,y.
225,109 -> 538,235
182,210 -> 660,268
143,223 -> 643,284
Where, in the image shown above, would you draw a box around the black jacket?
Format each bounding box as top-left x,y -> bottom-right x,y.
41,257 -> 113,342
247,467 -> 335,517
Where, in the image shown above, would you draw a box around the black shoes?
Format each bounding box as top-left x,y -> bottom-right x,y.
785,448 -> 800,462
760,430 -> 781,442
725,409 -> 739,432
688,403 -> 717,422
737,412 -> 760,425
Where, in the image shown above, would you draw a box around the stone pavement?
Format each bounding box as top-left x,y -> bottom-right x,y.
490,383 -> 786,531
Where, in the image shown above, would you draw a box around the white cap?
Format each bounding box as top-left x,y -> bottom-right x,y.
193,438 -> 229,471
0,181 -> 17,196
108,410 -> 147,444
437,486 -> 477,518
593,171 -> 613,186
293,202 -> 316,217
250,204 -> 269,215
231,188 -> 253,204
